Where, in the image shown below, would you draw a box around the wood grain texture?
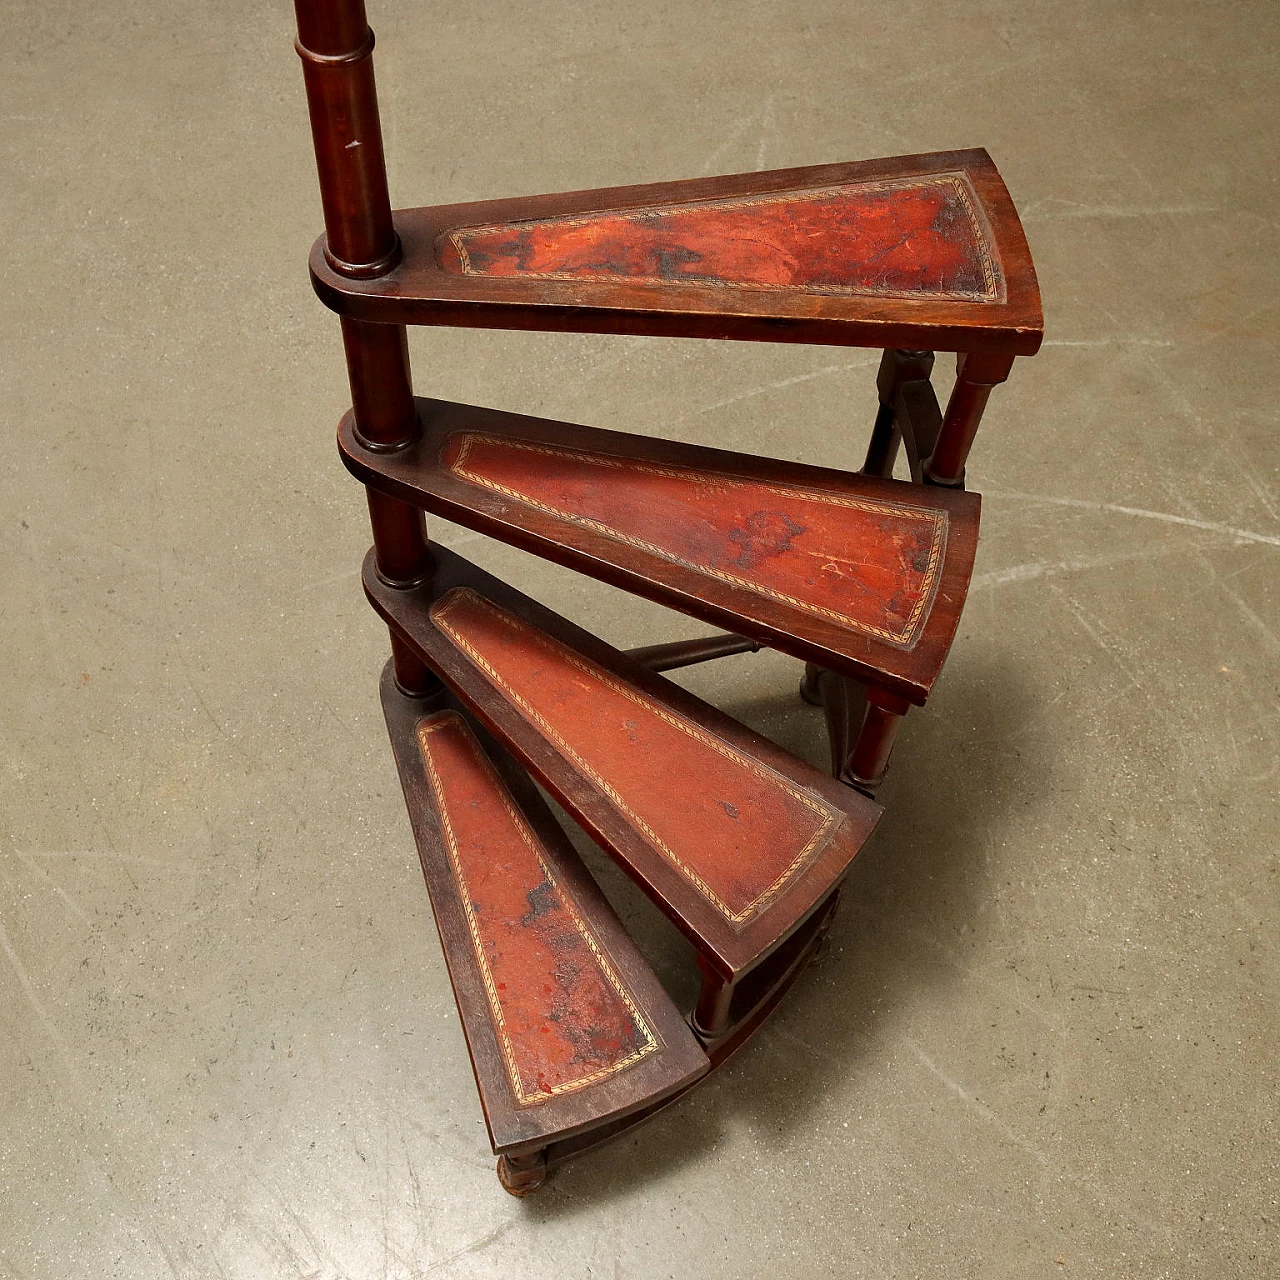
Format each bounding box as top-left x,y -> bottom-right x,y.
310,150 -> 1042,354
367,546 -> 883,980
381,668 -> 708,1155
340,398 -> 982,703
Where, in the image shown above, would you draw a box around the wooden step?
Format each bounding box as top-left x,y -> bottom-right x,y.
340,399 -> 980,704
380,668 -> 709,1177
367,545 -> 883,983
311,149 -> 1042,354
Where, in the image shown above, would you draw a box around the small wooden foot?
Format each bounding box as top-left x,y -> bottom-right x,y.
497,1149 -> 549,1197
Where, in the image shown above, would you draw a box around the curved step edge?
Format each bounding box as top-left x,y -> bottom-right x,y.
368,546 -> 883,985
380,665 -> 710,1165
340,399 -> 982,705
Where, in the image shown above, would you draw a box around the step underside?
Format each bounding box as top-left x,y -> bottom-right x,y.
341,399 -> 981,703
312,149 -> 1042,353
382,670 -> 709,1156
367,545 -> 883,981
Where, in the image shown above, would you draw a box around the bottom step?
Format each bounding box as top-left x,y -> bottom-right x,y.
380,665 -> 709,1179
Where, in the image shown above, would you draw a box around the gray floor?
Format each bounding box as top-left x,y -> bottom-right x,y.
2,1 -> 1277,1276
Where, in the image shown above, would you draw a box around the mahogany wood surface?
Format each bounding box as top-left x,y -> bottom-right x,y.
294,0 -> 437,694
340,398 -> 981,704
310,150 -> 1042,354
627,633 -> 761,672
926,349 -> 1016,486
295,0 -> 1042,1195
380,665 -> 708,1157
366,546 -> 882,982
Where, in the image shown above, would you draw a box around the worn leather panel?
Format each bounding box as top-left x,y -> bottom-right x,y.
428,589 -> 844,926
441,434 -> 948,650
438,174 -> 1000,301
417,711 -> 658,1105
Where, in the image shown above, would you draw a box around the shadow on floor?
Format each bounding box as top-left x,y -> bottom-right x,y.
521,652 -> 1051,1213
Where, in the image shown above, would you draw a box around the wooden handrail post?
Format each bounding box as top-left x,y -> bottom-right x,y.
295,0 -> 439,696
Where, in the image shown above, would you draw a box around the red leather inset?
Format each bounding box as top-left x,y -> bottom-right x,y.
417,712 -> 658,1105
442,435 -> 947,650
428,590 -> 843,926
440,176 -> 998,301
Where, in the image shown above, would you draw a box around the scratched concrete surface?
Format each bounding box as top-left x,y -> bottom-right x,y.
2,1 -> 1277,1276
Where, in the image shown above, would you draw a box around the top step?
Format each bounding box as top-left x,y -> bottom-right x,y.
311,149 -> 1042,354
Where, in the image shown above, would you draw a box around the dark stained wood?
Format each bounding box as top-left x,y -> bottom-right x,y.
366,545 -> 883,983
310,149 -> 1043,355
863,349 -> 929,478
847,686 -> 911,794
692,955 -> 736,1039
297,0 -> 1043,1196
896,377 -> 945,485
295,0 -> 437,696
799,666 -> 909,794
380,665 -> 708,1159
866,348 -> 943,484
339,398 -> 982,705
626,633 -> 761,672
861,401 -> 901,481
800,664 -> 870,781
925,349 -> 1016,486
340,317 -> 416,444
708,890 -> 841,1043
294,0 -> 398,275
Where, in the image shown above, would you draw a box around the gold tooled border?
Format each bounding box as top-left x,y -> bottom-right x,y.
429,590 -> 843,927
446,433 -> 948,652
418,712 -> 659,1107
446,173 -> 1001,303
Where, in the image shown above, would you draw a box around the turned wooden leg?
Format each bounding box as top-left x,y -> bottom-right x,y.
861,402 -> 901,478
799,661 -> 825,707
924,350 -> 1015,488
845,687 -> 910,795
863,349 -> 935,478
497,1148 -> 549,1197
799,663 -> 870,782
692,956 -> 735,1040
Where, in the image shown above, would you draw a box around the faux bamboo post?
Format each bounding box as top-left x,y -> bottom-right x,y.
294,0 -> 439,696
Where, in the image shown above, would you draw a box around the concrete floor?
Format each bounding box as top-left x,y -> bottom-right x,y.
2,0 -> 1277,1276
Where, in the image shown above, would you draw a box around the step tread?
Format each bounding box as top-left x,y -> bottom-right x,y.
341,399 -> 981,703
381,670 -> 709,1155
312,149 -> 1041,354
368,546 -> 883,979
